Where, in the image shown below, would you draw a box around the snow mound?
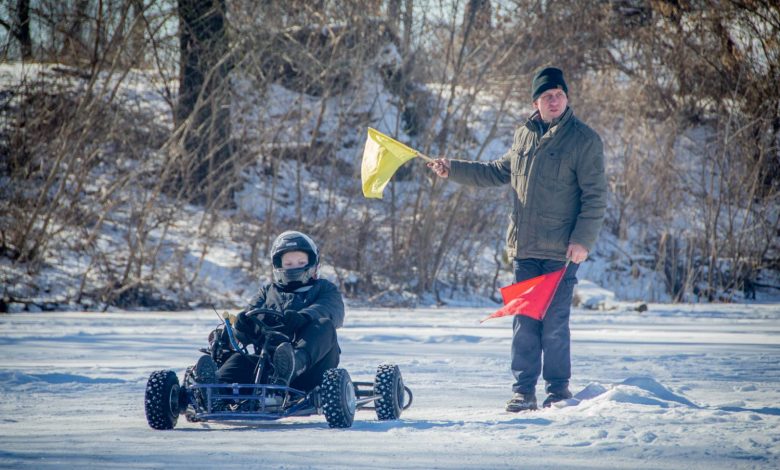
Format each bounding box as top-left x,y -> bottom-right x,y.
600,377 -> 700,408
574,279 -> 618,310
556,378 -> 699,410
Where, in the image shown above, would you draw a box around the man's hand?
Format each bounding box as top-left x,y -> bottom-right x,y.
426,157 -> 450,178
566,243 -> 589,264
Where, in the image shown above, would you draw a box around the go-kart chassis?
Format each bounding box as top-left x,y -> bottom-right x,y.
186,380 -> 402,422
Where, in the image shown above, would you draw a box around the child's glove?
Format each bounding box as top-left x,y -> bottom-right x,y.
282,310 -> 311,334
234,311 -> 264,345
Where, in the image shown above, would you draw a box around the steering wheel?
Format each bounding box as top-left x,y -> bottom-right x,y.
243,308 -> 286,332
241,308 -> 291,355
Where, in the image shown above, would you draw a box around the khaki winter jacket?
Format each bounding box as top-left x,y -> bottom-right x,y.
449,107 -> 607,261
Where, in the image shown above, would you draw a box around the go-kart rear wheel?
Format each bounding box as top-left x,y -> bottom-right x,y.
145,370 -> 181,430
374,364 -> 404,420
321,368 -> 356,428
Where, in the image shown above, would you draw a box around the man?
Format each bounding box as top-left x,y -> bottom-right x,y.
427,67 -> 607,411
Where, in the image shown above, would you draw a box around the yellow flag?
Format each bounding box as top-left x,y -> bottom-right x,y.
361,128 -> 419,198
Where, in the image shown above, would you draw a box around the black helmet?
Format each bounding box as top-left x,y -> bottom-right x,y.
270,231 -> 319,290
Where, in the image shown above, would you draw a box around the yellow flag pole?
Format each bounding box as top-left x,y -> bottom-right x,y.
415,151 -> 435,163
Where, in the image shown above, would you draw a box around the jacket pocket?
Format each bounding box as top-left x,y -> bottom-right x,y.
540,151 -> 561,179
537,214 -> 571,252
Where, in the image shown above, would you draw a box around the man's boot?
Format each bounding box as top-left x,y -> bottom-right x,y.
505,392 -> 538,412
543,387 -> 573,408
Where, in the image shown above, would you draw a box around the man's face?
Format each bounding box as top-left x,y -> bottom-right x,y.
281,250 -> 309,269
533,87 -> 568,122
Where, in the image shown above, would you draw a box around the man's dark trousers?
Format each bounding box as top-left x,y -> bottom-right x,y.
510,258 -> 579,395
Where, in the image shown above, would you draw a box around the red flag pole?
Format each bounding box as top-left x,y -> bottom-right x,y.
538,259 -> 571,319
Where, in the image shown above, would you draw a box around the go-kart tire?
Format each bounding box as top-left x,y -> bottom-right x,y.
374,364 -> 404,420
321,368 -> 356,428
145,370 -> 181,430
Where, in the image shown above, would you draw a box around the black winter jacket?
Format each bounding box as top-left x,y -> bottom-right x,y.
247,279 -> 345,328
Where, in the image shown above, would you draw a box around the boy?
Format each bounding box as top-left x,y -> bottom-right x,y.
208,230 -> 345,392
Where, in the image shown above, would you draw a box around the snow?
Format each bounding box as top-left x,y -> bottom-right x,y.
1,301 -> 779,469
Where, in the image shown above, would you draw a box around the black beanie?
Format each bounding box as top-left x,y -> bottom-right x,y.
531,67 -> 568,101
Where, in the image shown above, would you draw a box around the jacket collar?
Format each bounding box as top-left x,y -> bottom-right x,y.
527,106 -> 573,136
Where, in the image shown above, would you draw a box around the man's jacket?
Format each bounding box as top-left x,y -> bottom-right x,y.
449,107 -> 607,261
248,279 -> 345,328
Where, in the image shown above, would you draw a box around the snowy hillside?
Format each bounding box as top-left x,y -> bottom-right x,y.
3,61 -> 777,313
1,301 -> 778,469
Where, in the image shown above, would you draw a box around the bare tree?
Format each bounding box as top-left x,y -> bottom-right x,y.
61,0 -> 91,64
0,0 -> 32,59
176,0 -> 232,201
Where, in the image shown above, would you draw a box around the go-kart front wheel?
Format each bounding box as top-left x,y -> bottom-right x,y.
374,364 -> 405,420
145,370 -> 181,430
321,368 -> 356,428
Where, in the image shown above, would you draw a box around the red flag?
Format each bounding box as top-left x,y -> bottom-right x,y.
481,265 -> 567,322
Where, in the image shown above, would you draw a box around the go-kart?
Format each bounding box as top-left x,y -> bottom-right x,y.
144,308 -> 412,429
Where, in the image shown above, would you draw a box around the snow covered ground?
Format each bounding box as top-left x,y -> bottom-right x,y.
1,301 -> 779,469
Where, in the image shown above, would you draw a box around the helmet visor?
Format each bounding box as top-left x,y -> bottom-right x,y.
273,265 -> 316,288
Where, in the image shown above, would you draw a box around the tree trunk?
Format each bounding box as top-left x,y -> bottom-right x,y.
387,0 -> 401,34
402,0 -> 413,55
128,0 -> 147,67
176,0 -> 232,201
61,0 -> 89,63
15,0 -> 32,60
